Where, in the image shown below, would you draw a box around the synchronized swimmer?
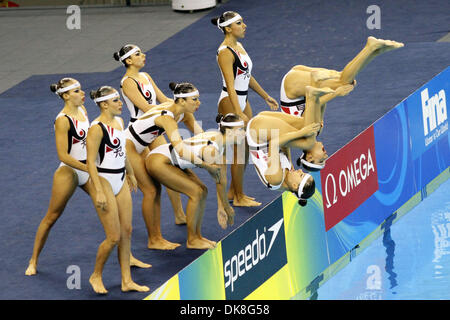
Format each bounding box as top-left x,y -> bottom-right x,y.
115,44 -> 187,232
25,10 -> 404,295
212,11 -> 279,208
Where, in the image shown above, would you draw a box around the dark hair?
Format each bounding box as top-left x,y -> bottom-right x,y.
50,77 -> 77,99
113,44 -> 138,67
210,11 -> 240,34
297,152 -> 324,172
169,82 -> 197,102
216,113 -> 242,134
90,86 -> 116,105
297,177 -> 315,207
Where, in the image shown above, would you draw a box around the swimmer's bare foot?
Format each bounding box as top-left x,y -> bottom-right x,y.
130,254 -> 152,268
367,36 -> 404,53
89,274 -> 108,294
187,238 -> 215,250
227,187 -> 255,202
174,212 -> 187,225
229,194 -> 257,203
233,195 -> 262,207
200,236 -> 217,248
147,237 -> 181,250
229,194 -> 256,203
122,280 -> 150,293
25,262 -> 37,276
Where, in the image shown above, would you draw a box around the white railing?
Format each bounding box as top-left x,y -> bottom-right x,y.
2,0 -> 171,7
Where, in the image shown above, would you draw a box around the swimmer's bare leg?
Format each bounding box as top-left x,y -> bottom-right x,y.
314,37 -> 404,88
304,86 -> 335,125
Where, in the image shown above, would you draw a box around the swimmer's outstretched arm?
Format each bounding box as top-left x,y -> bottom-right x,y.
215,160 -> 235,228
272,123 -> 321,153
124,157 -> 137,193
262,122 -> 321,178
182,112 -> 204,135
282,146 -> 293,168
318,83 -> 354,105
265,140 -> 284,185
215,162 -> 228,207
281,124 -> 320,147
158,116 -> 220,181
200,147 -> 227,203
86,124 -> 107,211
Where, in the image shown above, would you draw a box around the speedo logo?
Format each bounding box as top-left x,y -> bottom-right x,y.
223,218 -> 284,293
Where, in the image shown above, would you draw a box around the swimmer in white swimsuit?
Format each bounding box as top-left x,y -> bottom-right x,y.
246,113 -> 319,206
279,37 -> 404,123
212,11 -> 279,208
126,81 -> 206,250
26,78 -> 95,276
147,113 -> 245,248
114,44 -> 172,124
143,83 -> 224,249
115,43 -> 186,226
87,86 -> 149,295
212,11 -> 278,121
252,86 -> 336,173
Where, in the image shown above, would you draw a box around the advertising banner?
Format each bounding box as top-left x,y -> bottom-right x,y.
221,197 -> 287,300
321,126 -> 379,231
405,69 -> 450,189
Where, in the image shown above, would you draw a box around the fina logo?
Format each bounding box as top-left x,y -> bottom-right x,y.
223,218 -> 283,293
421,88 -> 448,146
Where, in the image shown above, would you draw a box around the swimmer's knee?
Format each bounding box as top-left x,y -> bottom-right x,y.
189,184 -> 208,202
43,210 -> 63,227
142,184 -> 159,198
121,225 -> 132,240
106,234 -> 120,247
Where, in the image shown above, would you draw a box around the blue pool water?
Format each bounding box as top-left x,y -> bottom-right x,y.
316,178 -> 450,300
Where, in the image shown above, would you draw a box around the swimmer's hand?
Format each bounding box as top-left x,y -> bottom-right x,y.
224,204 -> 235,226
265,95 -> 279,110
202,163 -> 221,183
95,191 -> 107,211
300,122 -> 321,137
127,174 -> 138,192
335,83 -> 355,97
217,205 -> 235,229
